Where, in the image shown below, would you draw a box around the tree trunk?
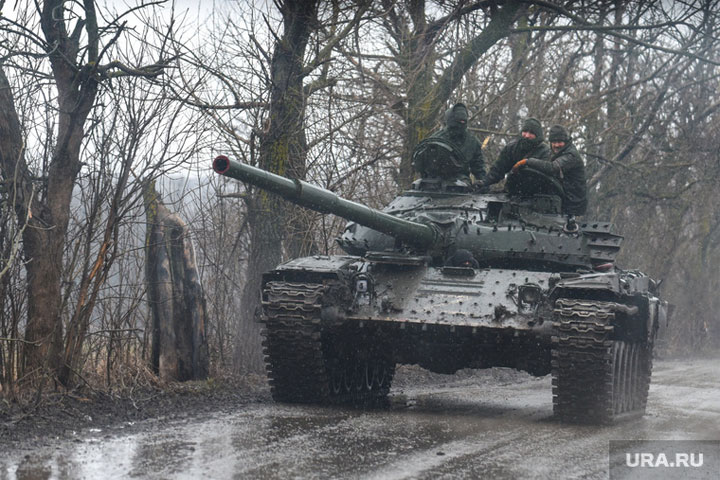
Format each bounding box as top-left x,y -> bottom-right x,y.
0,65 -> 66,381
0,1 -> 103,383
145,184 -> 209,381
234,0 -> 319,373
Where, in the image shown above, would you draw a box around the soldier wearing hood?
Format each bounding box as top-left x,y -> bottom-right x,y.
424,103 -> 485,182
480,117 -> 551,188
521,125 -> 587,215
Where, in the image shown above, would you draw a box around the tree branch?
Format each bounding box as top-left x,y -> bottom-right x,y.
526,0 -> 720,66
435,0 -> 522,104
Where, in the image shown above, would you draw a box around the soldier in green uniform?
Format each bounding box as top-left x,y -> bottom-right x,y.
518,124 -> 587,215
412,103 -> 485,184
478,117 -> 551,190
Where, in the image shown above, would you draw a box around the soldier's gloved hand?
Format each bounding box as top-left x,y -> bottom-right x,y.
511,159 -> 527,173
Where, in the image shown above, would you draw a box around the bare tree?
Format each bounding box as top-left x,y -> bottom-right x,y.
169,0 -> 371,372
0,0 -> 175,386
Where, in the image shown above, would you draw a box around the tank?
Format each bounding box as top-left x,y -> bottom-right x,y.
213,152 -> 667,424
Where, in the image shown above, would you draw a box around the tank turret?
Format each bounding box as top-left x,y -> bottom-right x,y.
214,155 -> 620,271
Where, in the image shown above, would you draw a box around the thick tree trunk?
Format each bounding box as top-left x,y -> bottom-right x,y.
234,0 -> 319,373
20,105 -> 91,381
0,1 -> 104,383
145,185 -> 209,381
22,233 -> 65,379
0,65 -> 66,381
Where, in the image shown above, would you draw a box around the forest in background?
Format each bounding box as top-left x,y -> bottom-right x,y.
0,0 -> 718,396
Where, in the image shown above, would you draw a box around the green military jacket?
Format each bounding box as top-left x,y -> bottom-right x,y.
484,137 -> 551,186
527,142 -> 587,215
428,128 -> 485,181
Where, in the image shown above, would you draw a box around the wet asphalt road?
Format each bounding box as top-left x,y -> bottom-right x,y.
2,358 -> 718,479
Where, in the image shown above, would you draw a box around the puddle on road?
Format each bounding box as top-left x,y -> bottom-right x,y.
2,398 -> 541,480
4,434 -> 138,480
2,360 -> 718,479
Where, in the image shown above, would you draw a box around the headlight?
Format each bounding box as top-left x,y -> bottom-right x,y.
518,284 -> 542,305
354,273 -> 372,294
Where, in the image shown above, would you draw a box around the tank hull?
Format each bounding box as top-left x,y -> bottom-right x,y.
260,254 -> 666,423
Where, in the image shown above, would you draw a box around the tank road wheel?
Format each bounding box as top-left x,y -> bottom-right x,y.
362,361 -> 374,391
551,299 -> 653,424
262,281 -> 395,405
325,352 -> 395,404
342,361 -> 355,393
330,360 -> 344,396
370,357 -> 394,398
612,340 -> 652,415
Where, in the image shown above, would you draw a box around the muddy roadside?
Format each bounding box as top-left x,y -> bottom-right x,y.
0,365 -> 522,454
0,375 -> 272,452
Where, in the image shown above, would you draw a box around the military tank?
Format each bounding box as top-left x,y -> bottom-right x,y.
213,147 -> 667,424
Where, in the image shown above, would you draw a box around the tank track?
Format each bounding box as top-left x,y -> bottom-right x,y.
262,281 -> 395,405
551,298 -> 652,424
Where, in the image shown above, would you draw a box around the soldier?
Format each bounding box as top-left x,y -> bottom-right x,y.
517,124 -> 587,215
478,117 -> 551,190
413,103 -> 485,183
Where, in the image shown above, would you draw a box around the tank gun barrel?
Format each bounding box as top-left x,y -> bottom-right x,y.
213,156 -> 437,249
